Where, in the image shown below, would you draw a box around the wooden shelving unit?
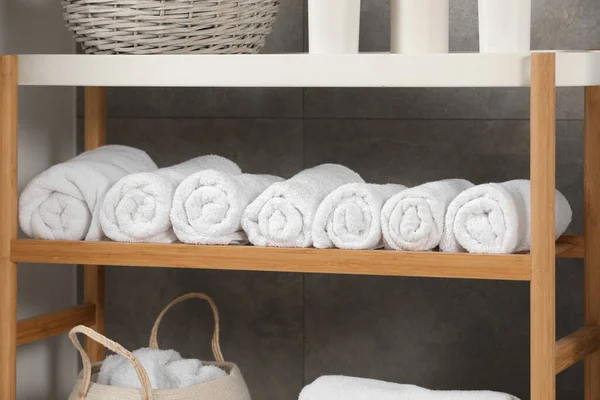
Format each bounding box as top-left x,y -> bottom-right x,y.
1,51 -> 599,400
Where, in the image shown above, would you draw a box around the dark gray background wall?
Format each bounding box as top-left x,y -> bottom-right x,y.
76,1 -> 600,399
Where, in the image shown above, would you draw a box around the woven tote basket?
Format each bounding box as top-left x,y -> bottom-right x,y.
68,293 -> 252,400
62,0 -> 280,54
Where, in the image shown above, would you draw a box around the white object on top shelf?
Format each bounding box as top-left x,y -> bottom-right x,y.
478,0 -> 531,53
308,0 -> 361,54
17,52 -> 600,88
391,0 -> 449,54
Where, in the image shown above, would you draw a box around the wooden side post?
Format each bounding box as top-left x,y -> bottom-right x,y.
0,55 -> 18,400
84,87 -> 106,362
585,85 -> 600,400
530,52 -> 557,400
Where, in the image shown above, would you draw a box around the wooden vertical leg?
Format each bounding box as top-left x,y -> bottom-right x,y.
0,55 -> 18,400
84,87 -> 106,362
584,85 -> 600,400
530,52 -> 557,400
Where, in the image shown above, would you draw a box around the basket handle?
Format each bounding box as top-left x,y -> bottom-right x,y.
149,292 -> 224,362
69,325 -> 154,400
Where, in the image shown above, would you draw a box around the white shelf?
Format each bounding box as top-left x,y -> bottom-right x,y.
17,51 -> 600,88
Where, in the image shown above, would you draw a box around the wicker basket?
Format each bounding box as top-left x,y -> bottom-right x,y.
62,0 -> 280,55
68,293 -> 252,400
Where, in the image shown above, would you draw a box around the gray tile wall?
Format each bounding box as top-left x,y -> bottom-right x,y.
76,1 -> 598,398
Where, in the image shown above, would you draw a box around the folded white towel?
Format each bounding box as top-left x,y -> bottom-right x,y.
19,145 -> 157,241
440,179 -> 572,254
171,170 -> 283,245
299,376 -> 519,400
242,164 -> 364,248
381,179 -> 474,251
100,155 -> 241,243
98,348 -> 226,390
312,183 -> 407,250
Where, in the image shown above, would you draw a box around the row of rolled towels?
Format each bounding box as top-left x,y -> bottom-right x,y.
19,145 -> 573,254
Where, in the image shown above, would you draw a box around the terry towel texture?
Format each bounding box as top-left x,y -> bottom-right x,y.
242,164 -> 364,248
171,171 -> 283,245
440,179 -> 572,254
100,155 -> 241,243
19,145 -> 157,241
312,183 -> 407,250
381,179 -> 474,251
98,348 -> 226,390
299,376 -> 519,400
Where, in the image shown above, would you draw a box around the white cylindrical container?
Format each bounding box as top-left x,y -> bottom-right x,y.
478,0 -> 531,53
308,0 -> 361,54
391,0 -> 449,54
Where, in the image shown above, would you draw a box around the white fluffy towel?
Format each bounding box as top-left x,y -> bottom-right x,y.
381,179 -> 474,251
242,164 -> 364,248
171,170 -> 283,245
440,179 -> 572,254
19,145 -> 157,241
100,155 -> 241,243
97,348 -> 226,390
312,183 -> 407,250
299,376 -> 519,400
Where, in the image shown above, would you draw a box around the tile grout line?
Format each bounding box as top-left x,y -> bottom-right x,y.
77,116 -> 584,122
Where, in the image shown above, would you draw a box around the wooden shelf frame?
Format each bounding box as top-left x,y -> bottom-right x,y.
5,235 -> 584,282
10,239 -> 534,281
16,304 -> 96,346
0,52 -> 599,400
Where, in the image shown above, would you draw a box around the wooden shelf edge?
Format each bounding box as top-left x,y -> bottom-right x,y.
17,303 -> 96,346
556,235 -> 584,258
10,239 -> 532,281
555,327 -> 600,374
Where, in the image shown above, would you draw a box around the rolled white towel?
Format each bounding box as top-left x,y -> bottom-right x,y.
312,183 -> 407,250
299,376 -> 519,400
171,170 -> 283,245
19,145 -> 157,241
440,179 -> 572,254
381,179 -> 474,251
100,155 -> 241,243
242,164 -> 364,248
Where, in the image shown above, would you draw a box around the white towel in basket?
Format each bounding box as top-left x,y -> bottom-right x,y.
440,179 -> 572,254
171,170 -> 283,245
242,164 -> 364,247
98,348 -> 226,390
312,183 -> 406,250
19,145 -> 157,241
381,179 -> 473,251
100,155 -> 241,243
299,376 -> 520,400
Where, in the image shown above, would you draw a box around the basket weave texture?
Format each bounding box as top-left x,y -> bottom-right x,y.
62,0 -> 280,54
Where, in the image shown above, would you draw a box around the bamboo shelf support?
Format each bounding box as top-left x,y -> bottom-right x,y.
17,304 -> 96,346
0,55 -> 18,400
83,87 -> 106,363
556,327 -> 600,375
584,84 -> 600,400
530,51 -> 557,400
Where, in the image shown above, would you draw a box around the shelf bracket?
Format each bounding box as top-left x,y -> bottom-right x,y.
17,304 -> 96,346
556,327 -> 600,374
